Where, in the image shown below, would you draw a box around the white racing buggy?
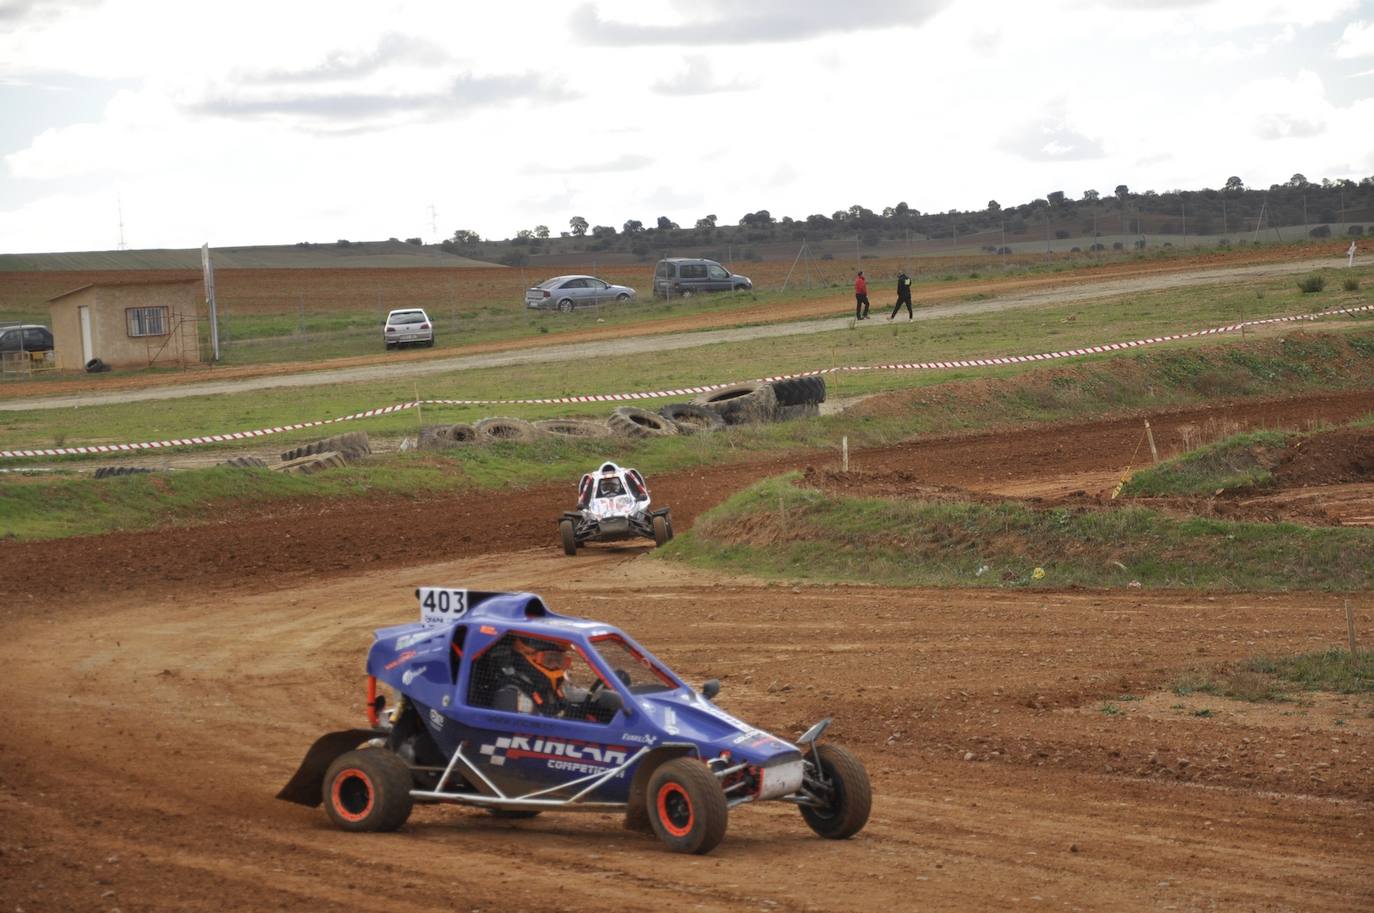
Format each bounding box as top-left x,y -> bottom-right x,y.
559,461 -> 673,555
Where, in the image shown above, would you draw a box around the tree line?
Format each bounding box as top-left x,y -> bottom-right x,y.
438,174 -> 1374,261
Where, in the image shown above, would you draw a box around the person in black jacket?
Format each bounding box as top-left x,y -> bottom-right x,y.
888,271 -> 913,320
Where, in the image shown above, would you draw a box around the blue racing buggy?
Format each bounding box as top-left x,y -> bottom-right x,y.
278,588 -> 871,854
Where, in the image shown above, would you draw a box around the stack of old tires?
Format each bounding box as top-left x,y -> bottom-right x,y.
632,375 -> 826,436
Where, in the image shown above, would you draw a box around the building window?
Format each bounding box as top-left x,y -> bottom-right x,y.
126,306 -> 169,337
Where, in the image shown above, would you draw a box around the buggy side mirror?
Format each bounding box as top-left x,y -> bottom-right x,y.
701,679 -> 721,700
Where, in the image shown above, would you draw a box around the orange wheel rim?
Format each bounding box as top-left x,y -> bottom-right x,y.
656,783 -> 694,837
331,768 -> 374,822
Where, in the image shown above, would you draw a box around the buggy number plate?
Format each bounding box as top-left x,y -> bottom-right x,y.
418,587 -> 468,625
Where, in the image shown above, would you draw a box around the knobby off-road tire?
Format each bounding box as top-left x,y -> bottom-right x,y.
533,418 -> 611,438
692,383 -> 778,426
646,758 -> 728,854
418,423 -> 476,450
607,406 -> 678,439
218,456 -> 268,469
280,431 -> 370,463
657,403 -> 725,434
560,519 -> 578,556
322,749 -> 414,833
770,375 -> 827,407
474,417 -> 541,443
799,743 -> 871,840
652,514 -> 671,547
94,466 -> 155,479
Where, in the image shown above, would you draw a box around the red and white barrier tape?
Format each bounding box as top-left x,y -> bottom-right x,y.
3,303 -> 1370,459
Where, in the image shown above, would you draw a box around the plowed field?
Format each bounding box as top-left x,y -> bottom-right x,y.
2,390 -> 1372,912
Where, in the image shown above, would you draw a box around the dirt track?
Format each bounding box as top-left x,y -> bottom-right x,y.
2,389 -> 1372,911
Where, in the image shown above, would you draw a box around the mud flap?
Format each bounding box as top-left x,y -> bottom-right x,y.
275,729 -> 381,807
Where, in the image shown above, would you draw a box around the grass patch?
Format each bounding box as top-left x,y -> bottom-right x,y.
658,474 -> 1374,592
0,456 -> 471,540
1170,649 -> 1372,702
1121,430 -> 1288,496
1250,648 -> 1374,693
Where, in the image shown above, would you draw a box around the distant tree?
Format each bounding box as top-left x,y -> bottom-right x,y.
623,219 -> 644,234
696,214 -> 717,228
987,200 -> 1001,212
656,215 -> 679,231
1047,190 -> 1066,207
740,210 -> 774,227
1114,184 -> 1130,200
1081,189 -> 1099,202
336,239 -> 351,246
894,201 -> 910,215
882,206 -> 896,218
1223,176 -> 1244,194
515,228 -> 534,240
831,210 -> 848,223
569,216 -> 589,237
405,237 -> 422,246
452,229 -> 481,245
591,225 -> 617,239
1289,173 -> 1309,188
805,213 -> 831,228
388,236 -> 399,242
534,225 -> 550,239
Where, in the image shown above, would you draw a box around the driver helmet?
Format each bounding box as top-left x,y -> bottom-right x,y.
513,636 -> 572,688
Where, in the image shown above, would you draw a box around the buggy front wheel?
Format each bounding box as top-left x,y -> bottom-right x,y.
647,758 -> 727,854
560,519 -> 578,556
652,514 -> 671,547
322,749 -> 414,832
799,743 -> 871,840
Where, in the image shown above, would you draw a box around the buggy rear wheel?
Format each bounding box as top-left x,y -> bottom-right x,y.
646,758 -> 727,854
560,519 -> 578,556
323,749 -> 414,832
652,514 -> 671,547
799,743 -> 871,840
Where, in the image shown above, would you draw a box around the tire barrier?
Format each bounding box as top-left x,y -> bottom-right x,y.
607,406 -> 679,438
657,403 -> 727,434
533,418 -> 612,438
281,431 -> 370,463
93,466 -> 154,479
417,423 -> 477,450
7,302 -> 1370,460
474,416 -> 542,443
692,383 -> 778,426
218,456 -> 269,469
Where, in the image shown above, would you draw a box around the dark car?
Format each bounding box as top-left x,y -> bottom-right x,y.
653,258 -> 752,298
0,324 -> 53,353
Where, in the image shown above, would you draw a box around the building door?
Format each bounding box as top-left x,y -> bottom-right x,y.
79,305 -> 93,364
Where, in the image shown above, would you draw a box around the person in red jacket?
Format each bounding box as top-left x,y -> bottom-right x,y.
854,271 -> 870,320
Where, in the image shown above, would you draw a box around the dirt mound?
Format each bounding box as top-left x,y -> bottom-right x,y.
1274,426 -> 1374,487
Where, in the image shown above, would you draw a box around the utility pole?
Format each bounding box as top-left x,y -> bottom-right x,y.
428,203 -> 438,241
117,194 -> 127,250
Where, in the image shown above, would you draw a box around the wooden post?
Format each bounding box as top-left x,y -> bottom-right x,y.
1346,600 -> 1359,655
1144,420 -> 1159,463
842,436 -> 849,473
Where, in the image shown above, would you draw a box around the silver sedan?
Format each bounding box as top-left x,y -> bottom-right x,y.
524,275 -> 636,312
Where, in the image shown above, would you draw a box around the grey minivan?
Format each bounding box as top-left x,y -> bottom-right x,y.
653,258 -> 752,298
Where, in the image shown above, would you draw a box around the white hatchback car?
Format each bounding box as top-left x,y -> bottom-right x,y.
383,308 -> 434,349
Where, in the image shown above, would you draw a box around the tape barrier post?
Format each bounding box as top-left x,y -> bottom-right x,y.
3,302 -> 1371,460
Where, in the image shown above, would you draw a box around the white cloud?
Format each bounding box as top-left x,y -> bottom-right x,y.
0,0 -> 1370,252
1336,20 -> 1374,58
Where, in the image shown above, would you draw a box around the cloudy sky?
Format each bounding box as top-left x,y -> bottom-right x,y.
0,0 -> 1371,253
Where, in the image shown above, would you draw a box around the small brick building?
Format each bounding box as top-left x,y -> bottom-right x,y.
48,279 -> 204,371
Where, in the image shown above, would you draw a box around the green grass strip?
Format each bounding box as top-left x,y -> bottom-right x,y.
661,474 -> 1374,592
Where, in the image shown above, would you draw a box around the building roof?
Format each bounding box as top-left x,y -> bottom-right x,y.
48,277 -> 203,304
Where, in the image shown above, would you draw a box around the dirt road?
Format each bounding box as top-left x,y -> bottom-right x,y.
2,552 -> 1369,913
0,255 -> 1348,412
